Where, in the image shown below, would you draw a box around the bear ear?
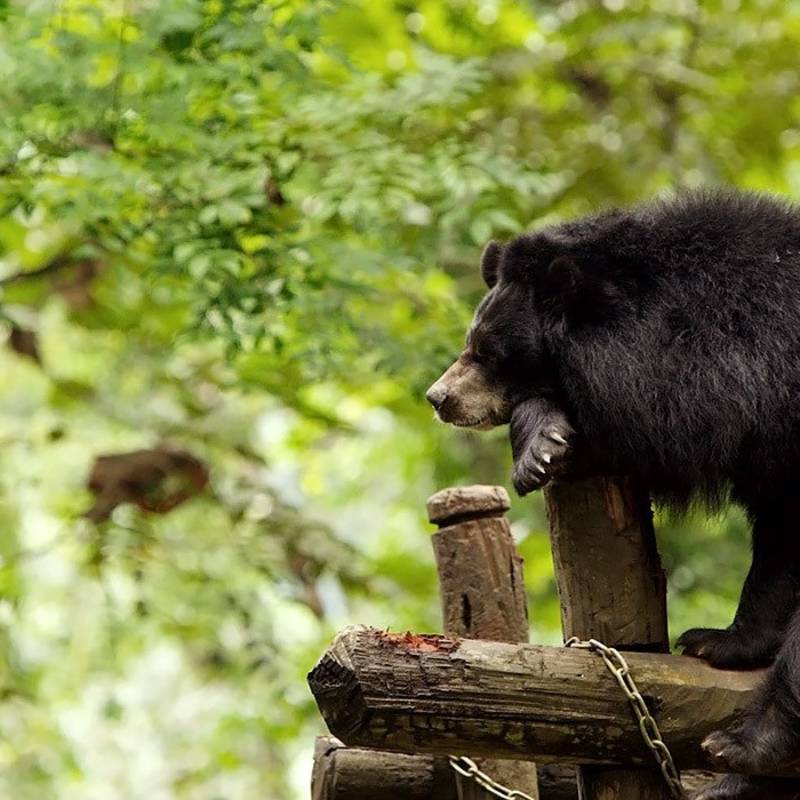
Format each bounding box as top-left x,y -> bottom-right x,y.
543,256 -> 583,298
480,240 -> 503,288
539,256 -> 622,323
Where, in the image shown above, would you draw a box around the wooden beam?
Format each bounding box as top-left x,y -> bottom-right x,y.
429,485 -> 538,798
307,625 -> 763,771
545,476 -> 670,798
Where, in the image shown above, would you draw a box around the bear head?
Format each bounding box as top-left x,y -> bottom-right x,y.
426,227 -> 630,428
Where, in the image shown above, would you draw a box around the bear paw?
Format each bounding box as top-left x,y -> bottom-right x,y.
702,717 -> 799,774
677,626 -> 781,669
511,421 -> 574,496
693,775 -> 800,800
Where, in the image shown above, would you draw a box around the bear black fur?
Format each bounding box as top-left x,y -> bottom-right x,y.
430,188 -> 800,798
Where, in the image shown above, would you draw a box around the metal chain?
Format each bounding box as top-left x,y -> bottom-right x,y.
449,755 -> 537,800
565,637 -> 688,800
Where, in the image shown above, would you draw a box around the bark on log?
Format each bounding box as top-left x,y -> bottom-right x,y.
545,476 -> 670,798
307,626 -> 764,772
429,485 -> 538,798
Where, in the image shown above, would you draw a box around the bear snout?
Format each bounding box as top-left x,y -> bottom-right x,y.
426,355 -> 510,429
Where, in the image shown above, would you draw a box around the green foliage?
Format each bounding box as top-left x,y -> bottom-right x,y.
0,0 -> 794,796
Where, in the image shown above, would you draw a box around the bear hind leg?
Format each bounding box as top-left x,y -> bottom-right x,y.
701,603 -> 800,775
693,774 -> 800,800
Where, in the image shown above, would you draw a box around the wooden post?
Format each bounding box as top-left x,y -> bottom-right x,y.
428,485 -> 539,799
545,476 -> 670,799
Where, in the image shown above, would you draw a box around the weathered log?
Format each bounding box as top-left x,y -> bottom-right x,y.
311,736 -> 441,800
312,736 -> 584,800
429,485 -> 538,798
308,626 -> 763,771
545,476 -> 670,798
310,737 -> 717,800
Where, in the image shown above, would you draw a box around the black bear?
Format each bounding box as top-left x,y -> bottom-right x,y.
426,189 -> 800,800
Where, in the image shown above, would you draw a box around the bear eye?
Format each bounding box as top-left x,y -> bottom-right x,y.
470,341 -> 496,366
471,347 -> 485,363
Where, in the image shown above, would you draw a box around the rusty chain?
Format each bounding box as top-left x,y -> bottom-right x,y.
450,637 -> 687,800
566,637 -> 688,799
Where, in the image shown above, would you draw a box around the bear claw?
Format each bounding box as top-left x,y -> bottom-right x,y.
701,716 -> 799,775
547,429 -> 569,445
510,402 -> 577,495
701,730 -> 744,771
511,420 -> 575,495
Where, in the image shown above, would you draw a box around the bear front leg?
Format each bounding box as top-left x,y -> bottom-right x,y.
678,502 -> 800,669
509,398 -> 577,496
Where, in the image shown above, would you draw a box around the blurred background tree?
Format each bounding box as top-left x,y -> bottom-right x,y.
0,0 -> 794,796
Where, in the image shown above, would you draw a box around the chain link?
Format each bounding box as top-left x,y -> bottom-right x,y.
565,637 -> 688,799
449,755 -> 537,800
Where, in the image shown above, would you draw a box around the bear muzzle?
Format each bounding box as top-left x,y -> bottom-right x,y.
426,354 -> 512,429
